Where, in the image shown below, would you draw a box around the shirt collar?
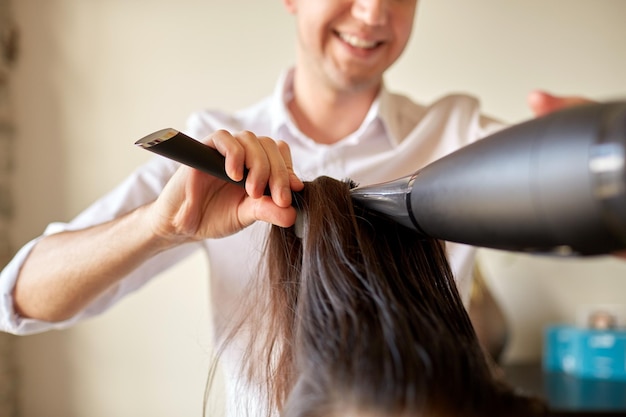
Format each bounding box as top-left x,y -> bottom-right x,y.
269,68 -> 402,147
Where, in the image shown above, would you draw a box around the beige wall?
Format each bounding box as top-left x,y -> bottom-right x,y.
8,1 -> 626,416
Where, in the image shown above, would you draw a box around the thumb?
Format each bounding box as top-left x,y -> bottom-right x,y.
238,196 -> 299,229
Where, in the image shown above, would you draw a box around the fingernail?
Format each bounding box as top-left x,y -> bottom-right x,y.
230,167 -> 244,182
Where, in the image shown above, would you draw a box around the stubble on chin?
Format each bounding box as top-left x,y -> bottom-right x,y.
318,56 -> 379,93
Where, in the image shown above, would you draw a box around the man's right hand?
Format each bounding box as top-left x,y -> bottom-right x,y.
148,129 -> 304,244
12,130 -> 304,323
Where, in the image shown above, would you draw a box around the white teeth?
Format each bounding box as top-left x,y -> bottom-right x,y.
338,32 -> 379,49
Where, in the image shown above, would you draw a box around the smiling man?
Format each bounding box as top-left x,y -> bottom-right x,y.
285,0 -> 418,144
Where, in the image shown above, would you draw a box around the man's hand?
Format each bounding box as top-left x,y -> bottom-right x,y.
13,130 -> 305,322
149,130 -> 304,244
527,90 -> 592,117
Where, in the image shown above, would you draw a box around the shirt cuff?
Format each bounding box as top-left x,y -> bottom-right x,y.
0,237 -> 50,335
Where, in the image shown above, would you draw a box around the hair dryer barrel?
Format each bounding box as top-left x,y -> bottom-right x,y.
408,101 -> 626,255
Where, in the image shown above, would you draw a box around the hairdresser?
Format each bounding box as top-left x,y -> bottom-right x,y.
1,2 -> 587,335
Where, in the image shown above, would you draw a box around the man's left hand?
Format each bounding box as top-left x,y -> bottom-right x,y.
527,90 -> 592,117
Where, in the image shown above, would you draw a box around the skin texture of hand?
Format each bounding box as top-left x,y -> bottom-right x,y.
149,129 -> 304,244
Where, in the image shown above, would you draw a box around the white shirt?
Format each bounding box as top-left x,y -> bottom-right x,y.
1,69 -> 502,338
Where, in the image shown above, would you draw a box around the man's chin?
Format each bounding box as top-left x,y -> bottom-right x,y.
327,70 -> 383,94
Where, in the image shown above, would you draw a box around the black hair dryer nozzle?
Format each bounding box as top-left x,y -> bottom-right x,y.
351,101 -> 626,256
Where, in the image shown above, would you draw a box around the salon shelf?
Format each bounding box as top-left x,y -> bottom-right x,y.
503,362 -> 626,417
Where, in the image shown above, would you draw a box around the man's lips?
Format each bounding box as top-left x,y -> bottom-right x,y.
336,31 -> 384,50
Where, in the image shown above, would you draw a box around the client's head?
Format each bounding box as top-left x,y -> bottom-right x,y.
218,176 -> 545,417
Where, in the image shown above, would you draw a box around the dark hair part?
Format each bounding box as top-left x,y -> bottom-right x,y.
207,176 -> 546,417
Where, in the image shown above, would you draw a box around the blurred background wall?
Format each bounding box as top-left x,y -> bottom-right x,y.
5,1 -> 626,416
0,1 -> 17,416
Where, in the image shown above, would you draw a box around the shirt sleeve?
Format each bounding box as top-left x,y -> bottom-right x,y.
0,156 -> 201,335
472,106 -> 507,143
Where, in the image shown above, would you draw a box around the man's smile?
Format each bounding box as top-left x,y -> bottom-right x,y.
335,31 -> 384,50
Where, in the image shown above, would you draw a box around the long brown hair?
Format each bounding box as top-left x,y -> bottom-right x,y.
207,176 -> 545,417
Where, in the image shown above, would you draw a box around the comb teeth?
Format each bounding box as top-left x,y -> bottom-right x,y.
290,190 -> 305,239
293,211 -> 304,238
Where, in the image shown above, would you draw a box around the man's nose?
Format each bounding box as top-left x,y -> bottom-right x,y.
351,0 -> 388,26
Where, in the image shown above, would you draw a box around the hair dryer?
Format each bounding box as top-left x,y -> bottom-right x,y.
136,101 -> 626,256
350,101 -> 626,255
